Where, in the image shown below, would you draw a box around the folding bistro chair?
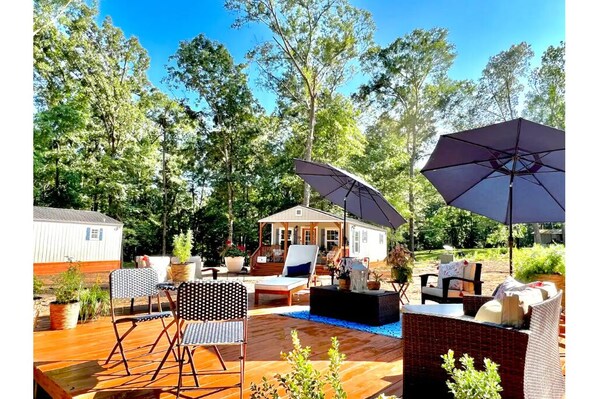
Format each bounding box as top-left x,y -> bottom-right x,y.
105,268 -> 174,375
174,280 -> 248,398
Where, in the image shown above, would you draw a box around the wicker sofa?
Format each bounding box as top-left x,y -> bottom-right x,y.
402,291 -> 564,399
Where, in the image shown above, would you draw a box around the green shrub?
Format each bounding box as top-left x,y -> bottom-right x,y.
441,349 -> 502,399
79,281 -> 110,322
53,263 -> 84,304
514,244 -> 565,282
34,275 -> 43,296
250,329 -> 347,399
172,230 -> 193,264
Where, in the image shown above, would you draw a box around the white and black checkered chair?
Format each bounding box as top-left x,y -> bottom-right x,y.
174,280 -> 248,398
105,268 -> 174,375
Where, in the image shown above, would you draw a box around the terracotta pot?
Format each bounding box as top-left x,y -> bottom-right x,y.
338,278 -> 351,291
170,262 -> 196,282
225,256 -> 245,273
367,281 -> 381,290
50,301 -> 80,330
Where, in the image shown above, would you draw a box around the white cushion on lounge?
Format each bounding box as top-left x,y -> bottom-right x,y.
421,286 -> 466,298
145,256 -> 171,283
255,277 -> 308,291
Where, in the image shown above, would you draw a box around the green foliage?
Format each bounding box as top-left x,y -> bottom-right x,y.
53,262 -> 83,304
441,349 -> 502,399
369,270 -> 383,282
250,330 -> 347,399
221,244 -> 247,258
514,244 -> 565,282
79,281 -> 110,322
172,230 -> 193,264
34,275 -> 44,296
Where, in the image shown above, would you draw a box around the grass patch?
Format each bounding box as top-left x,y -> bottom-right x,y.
414,248 -> 512,263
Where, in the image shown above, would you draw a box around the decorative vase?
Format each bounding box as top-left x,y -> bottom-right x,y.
225,256 -> 245,273
170,262 -> 196,282
338,278 -> 351,291
50,301 -> 80,330
367,281 -> 381,290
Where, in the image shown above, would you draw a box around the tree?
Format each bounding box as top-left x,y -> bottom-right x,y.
167,34 -> 262,242
525,42 -> 565,130
356,28 -> 458,251
225,0 -> 375,206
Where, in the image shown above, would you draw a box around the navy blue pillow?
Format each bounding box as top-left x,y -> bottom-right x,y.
286,262 -> 311,277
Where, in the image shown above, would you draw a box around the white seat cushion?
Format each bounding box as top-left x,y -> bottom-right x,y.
147,256 -> 171,283
255,277 -> 308,291
421,286 -> 465,298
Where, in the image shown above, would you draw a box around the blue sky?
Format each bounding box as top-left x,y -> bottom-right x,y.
97,0 -> 565,113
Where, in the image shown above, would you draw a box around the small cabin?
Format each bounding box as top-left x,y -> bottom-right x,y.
33,206 -> 124,275
250,205 -> 387,275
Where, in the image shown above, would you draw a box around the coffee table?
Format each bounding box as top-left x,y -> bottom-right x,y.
309,285 -> 401,326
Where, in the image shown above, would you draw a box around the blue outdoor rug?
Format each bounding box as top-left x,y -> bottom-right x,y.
280,310 -> 402,339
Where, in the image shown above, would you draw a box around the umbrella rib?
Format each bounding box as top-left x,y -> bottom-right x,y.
528,174 -> 566,212
444,167 -> 498,206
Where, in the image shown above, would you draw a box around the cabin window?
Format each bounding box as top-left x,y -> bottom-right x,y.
295,209 -> 302,216
325,229 -> 339,251
362,230 -> 368,243
86,227 -> 103,241
278,228 -> 293,249
379,233 -> 384,244
353,229 -> 360,253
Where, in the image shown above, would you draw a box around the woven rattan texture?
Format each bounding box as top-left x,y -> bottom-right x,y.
109,268 -> 159,299
181,320 -> 245,346
177,281 -> 248,321
403,291 -> 564,399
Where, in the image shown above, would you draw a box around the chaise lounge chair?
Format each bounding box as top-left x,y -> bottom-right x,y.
254,245 -> 318,306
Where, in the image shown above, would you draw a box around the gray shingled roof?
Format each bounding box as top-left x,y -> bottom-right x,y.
33,206 -> 123,225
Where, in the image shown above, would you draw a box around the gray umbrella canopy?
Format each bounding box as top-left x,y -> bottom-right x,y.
421,118 -> 565,273
294,159 -> 406,247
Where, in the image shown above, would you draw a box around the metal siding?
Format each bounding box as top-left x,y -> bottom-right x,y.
33,221 -> 123,263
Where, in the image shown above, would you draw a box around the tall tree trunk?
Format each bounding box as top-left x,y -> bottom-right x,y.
303,95 -> 317,207
408,127 -> 416,252
225,143 -> 234,242
533,222 -> 542,244
161,131 -> 167,255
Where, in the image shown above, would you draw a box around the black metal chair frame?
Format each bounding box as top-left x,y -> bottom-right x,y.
174,280 -> 248,398
105,268 -> 174,375
419,262 -> 483,304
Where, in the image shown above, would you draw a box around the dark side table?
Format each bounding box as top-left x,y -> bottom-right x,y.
309,285 -> 401,326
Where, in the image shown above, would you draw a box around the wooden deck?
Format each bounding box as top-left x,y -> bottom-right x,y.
34,296 -> 404,399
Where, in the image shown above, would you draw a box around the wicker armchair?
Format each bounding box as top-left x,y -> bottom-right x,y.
419,262 -> 483,304
403,291 -> 564,399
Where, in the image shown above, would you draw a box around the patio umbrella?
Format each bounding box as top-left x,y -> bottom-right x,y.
294,158 -> 406,255
420,118 -> 565,274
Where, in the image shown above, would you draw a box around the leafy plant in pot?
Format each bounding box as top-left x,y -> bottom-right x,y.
367,270 -> 383,290
387,243 -> 414,284
50,262 -> 83,330
221,241 -> 247,273
171,230 -> 195,282
336,265 -> 351,290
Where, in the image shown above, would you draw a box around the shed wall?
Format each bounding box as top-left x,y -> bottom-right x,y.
33,221 -> 122,263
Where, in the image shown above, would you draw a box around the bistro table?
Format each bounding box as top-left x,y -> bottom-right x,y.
151,281 -> 184,380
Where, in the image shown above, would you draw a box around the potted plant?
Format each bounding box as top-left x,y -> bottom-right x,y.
514,243 -> 565,308
387,243 -> 414,283
221,241 -> 247,272
171,230 -> 195,282
336,266 -> 351,290
50,262 -> 83,330
367,270 -> 383,290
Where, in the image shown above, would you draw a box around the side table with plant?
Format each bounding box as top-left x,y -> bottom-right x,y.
171,230 -> 195,282
50,261 -> 83,330
387,243 -> 414,284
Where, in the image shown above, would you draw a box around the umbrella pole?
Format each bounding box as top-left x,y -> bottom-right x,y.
509,172 -> 514,275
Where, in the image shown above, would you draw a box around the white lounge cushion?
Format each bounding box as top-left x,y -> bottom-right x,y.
421,286 -> 467,299
255,277 -> 308,291
146,256 -> 171,283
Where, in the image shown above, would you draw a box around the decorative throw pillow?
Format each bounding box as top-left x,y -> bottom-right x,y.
438,261 -> 465,290
286,262 -> 311,277
493,275 -> 526,300
501,287 -> 544,328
